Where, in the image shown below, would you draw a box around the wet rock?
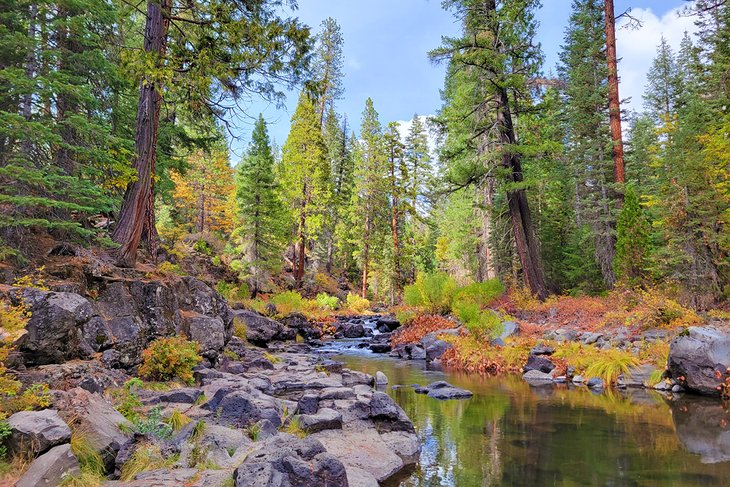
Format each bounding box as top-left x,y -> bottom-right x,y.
15,444 -> 80,487
523,355 -> 556,374
342,323 -> 366,338
7,409 -> 72,456
375,371 -> 388,386
668,326 -> 730,396
369,343 -> 391,353
415,381 -> 473,400
522,370 -> 554,383
299,408 -> 343,433
586,377 -> 604,390
376,317 -> 401,333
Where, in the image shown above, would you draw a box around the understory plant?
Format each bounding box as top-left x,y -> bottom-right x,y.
138,336 -> 201,384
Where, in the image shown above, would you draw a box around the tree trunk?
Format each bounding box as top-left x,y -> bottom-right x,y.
497,88 -> 549,299
22,3 -> 37,122
112,0 -> 170,267
295,187 -> 307,287
604,0 -> 625,188
361,212 -> 371,299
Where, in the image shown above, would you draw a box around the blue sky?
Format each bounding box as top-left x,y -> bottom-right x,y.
230,0 -> 697,159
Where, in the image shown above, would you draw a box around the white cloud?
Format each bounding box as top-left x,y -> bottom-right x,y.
616,7 -> 699,113
346,57 -> 362,71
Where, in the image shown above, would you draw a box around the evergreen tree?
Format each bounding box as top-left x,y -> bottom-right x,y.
385,122 -> 407,302
234,115 -> 287,296
644,36 -> 681,122
350,98 -> 389,297
313,18 -> 345,126
614,186 -> 650,283
559,0 -> 617,288
280,93 -> 331,287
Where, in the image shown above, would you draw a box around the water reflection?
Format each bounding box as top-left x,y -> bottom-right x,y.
336,353 -> 730,487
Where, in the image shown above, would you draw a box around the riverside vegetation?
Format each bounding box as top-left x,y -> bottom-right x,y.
0,0 -> 729,485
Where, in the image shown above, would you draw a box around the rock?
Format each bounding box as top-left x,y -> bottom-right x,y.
342,370 -> 374,387
370,392 -> 400,419
586,377 -> 604,390
572,375 -> 585,384
374,371 -> 388,386
546,328 -> 578,343
497,320 -> 519,341
179,312 -> 226,359
530,343 -> 555,356
581,332 -> 603,345
672,384 -> 684,393
522,370 -> 554,383
232,310 -> 283,345
297,393 -> 320,415
203,389 -> 268,428
234,435 -> 348,487
369,343 -> 391,353
298,408 -> 343,433
375,317 -> 400,332
140,387 -> 203,405
343,323 -> 366,338
15,444 -> 80,487
668,326 -> 730,396
415,381 -> 473,400
15,290 -> 94,365
7,409 -> 72,456
281,313 -> 320,340
617,364 -> 658,389
409,345 -> 426,360
53,388 -> 132,472
523,355 -> 556,374
109,468 -> 231,487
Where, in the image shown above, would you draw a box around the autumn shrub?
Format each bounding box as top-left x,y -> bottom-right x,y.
344,293 -> 370,314
552,342 -> 640,384
439,335 -> 531,374
138,336 -> 201,384
620,288 -> 701,330
452,301 -> 503,340
316,293 -> 340,310
390,315 -> 456,347
216,281 -> 250,302
403,272 -> 458,314
271,291 -> 306,316
157,261 -> 186,277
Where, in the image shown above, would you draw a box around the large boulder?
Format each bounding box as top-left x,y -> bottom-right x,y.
415,381 -> 473,400
180,311 -> 226,359
668,327 -> 730,395
523,355 -> 556,374
232,310 -> 283,345
15,444 -> 80,487
54,388 -> 132,472
6,409 -> 71,456
234,435 -> 348,487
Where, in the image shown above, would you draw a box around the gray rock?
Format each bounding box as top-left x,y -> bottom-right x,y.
203,389 -> 266,428
497,320 -> 519,341
572,374 -> 585,384
617,364 -> 658,389
342,370 -> 374,387
424,339 -> 453,362
409,345 -> 426,360
376,317 -> 401,332
298,408 -> 343,433
581,332 -> 604,345
522,370 -> 554,383
587,377 -> 604,389
15,444 -> 80,487
53,388 -> 132,472
232,310 -> 283,345
530,343 -> 555,356
297,393 -> 320,415
343,323 -> 366,338
370,392 -> 400,419
7,409 -> 71,456
180,312 -> 226,359
374,371 -> 388,386
415,381 -> 473,400
672,384 -> 684,393
546,328 -> 578,343
523,355 -> 556,374
668,326 -> 730,395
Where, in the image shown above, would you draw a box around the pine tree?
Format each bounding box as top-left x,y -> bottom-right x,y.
431,0 -> 549,298
559,0 -> 617,288
350,98 -> 389,297
234,115 -> 287,296
644,37 -> 681,122
280,93 -> 331,287
614,186 -> 649,283
384,122 -> 407,302
112,0 -> 312,266
313,18 -> 345,127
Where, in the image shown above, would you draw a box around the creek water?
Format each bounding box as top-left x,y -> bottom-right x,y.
318,320 -> 730,486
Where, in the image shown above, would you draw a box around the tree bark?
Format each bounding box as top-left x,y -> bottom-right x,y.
112,0 -> 170,267
295,186 -> 307,287
604,0 -> 625,188
361,211 -> 371,299
497,88 -> 549,299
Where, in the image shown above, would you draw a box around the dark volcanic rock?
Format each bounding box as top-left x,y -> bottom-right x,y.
342,322 -> 366,338
232,310 -> 284,345
376,317 -> 401,333
523,355 -> 556,374
668,326 -> 730,396
415,381 -> 473,400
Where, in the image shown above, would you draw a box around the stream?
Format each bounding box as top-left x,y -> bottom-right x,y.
317,317 -> 730,486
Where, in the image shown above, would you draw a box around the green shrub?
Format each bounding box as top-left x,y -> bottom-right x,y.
453,301 -> 503,340
403,272 -> 458,314
0,420 -> 10,459
193,239 -> 212,255
157,261 -> 185,276
316,293 -> 340,310
216,281 -> 250,302
110,378 -> 144,422
271,291 -> 305,316
133,406 -> 172,439
454,279 -> 504,307
138,336 -> 201,384
345,293 -> 370,313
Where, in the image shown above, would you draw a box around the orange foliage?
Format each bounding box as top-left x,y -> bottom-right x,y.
439,335 -> 532,375
390,315 -> 456,347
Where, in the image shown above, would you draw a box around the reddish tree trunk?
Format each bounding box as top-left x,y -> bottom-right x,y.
361,212 -> 371,299
112,0 -> 170,266
604,0 -> 625,187
295,187 -> 307,287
